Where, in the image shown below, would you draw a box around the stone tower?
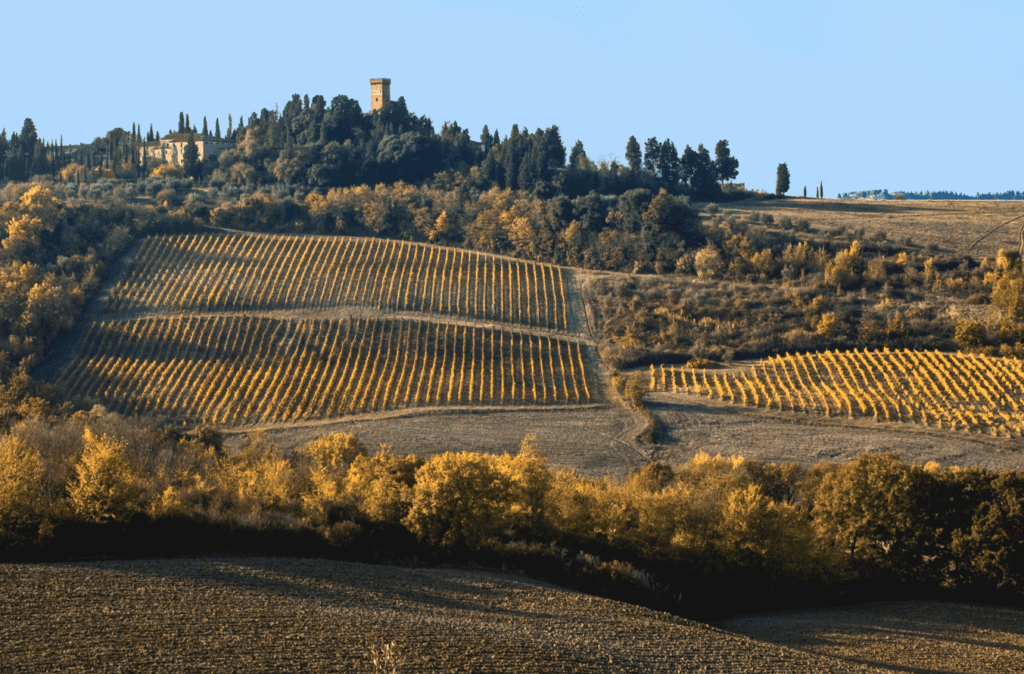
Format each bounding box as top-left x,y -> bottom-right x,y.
370,78 -> 391,112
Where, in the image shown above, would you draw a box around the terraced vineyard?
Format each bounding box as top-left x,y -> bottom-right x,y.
651,349 -> 1024,437
56,316 -> 597,425
108,234 -> 579,332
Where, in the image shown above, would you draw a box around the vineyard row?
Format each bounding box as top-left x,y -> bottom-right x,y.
651,349 -> 1024,437
108,234 -> 578,332
56,315 -> 597,426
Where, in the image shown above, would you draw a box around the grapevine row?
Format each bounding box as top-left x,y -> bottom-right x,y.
108,234 -> 579,332
650,349 -> 1024,437
56,316 -> 597,425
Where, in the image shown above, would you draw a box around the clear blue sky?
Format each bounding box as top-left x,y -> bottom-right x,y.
5,0 -> 1021,196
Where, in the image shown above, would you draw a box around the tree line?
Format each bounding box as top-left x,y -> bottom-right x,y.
4,89 -> 747,203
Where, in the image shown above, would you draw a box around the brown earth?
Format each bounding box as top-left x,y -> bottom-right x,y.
1,556 -> 893,673
646,392 -> 1024,473
718,600 -> 1024,673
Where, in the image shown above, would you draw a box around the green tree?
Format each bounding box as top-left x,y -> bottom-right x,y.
642,137 -> 659,173
659,139 -> 680,189
775,162 -> 790,196
215,118 -> 221,138
568,140 -> 587,168
182,133 -> 199,179
178,112 -> 185,133
202,116 -> 209,136
714,140 -> 739,185
803,185 -> 807,198
625,135 -> 642,172
820,181 -> 823,199
812,453 -> 941,583
185,113 -> 190,131
480,124 -> 493,155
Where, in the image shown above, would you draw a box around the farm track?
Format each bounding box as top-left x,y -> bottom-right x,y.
0,557 -> 892,673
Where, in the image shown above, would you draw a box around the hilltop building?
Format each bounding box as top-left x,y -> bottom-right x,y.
370,78 -> 391,111
138,133 -> 234,167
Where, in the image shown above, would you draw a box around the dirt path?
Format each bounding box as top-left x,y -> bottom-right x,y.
0,557 -> 889,673
647,393 -> 1024,471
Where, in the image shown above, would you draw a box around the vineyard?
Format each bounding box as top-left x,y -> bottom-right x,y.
651,349 -> 1024,437
107,234 -> 580,332
55,316 -> 597,425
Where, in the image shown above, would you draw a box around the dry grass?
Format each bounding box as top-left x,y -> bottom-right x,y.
709,198 -> 1024,259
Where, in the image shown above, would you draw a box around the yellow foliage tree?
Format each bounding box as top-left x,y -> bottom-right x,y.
0,436 -> 45,520
403,451 -> 513,549
344,447 -> 423,525
216,431 -> 297,513
150,162 -> 185,179
67,429 -> 142,523
298,433 -> 367,523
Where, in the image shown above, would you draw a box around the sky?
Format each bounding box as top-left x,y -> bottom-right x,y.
5,0 -> 1021,196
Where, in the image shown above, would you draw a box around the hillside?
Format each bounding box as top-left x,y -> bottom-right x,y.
1,556 -> 893,673
46,233 -> 603,428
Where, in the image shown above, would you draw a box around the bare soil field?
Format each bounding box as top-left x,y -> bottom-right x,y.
224,404 -> 652,479
0,556 -> 893,673
709,198 -> 1024,259
718,600 -> 1024,673
646,392 -> 1024,472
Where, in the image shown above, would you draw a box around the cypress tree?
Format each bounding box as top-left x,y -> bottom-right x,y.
625,135 -> 642,172
185,114 -> 190,132
202,116 -> 208,136
227,114 -> 233,138
215,118 -> 221,138
804,185 -> 807,198
820,180 -> 824,199
178,112 -> 185,133
775,163 -> 790,196
148,124 -> 154,142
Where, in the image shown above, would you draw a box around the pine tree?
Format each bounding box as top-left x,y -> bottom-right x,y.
178,112 -> 185,134
643,137 -> 659,173
776,162 -> 791,196
625,135 -> 642,172
182,132 -> 199,179
480,124 -> 492,155
568,140 -> 587,168
714,139 -> 739,185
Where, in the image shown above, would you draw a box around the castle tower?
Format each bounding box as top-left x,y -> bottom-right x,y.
370,78 -> 391,112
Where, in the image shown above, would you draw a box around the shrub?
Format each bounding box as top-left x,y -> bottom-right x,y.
67,428 -> 143,523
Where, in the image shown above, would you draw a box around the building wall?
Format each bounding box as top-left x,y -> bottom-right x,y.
370,78 -> 391,112
139,139 -> 233,166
